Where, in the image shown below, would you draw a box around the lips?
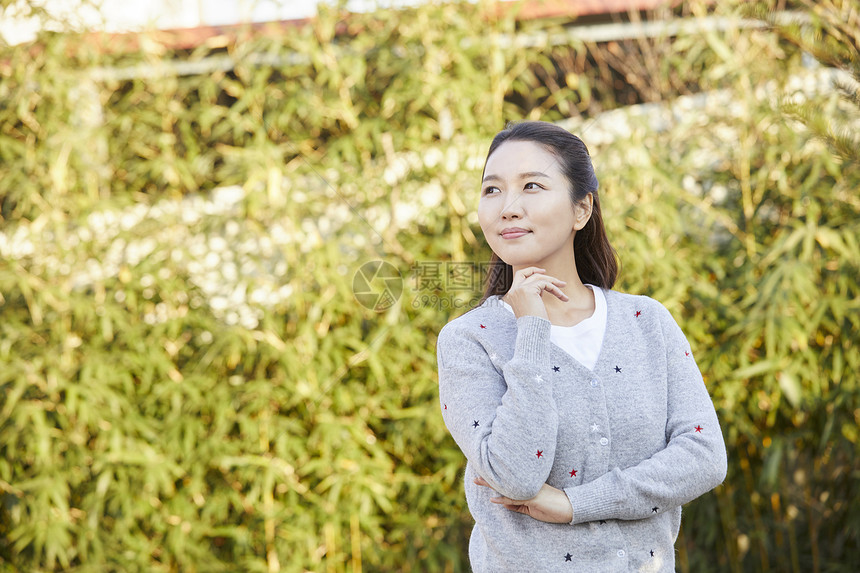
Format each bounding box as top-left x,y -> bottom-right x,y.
500,227 -> 531,239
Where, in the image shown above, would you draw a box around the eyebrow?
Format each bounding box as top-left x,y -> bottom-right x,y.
482,171 -> 551,183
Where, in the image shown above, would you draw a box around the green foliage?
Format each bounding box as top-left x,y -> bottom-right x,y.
0,0 -> 858,571
762,0 -> 860,169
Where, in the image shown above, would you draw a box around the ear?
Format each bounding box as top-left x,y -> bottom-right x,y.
573,193 -> 594,231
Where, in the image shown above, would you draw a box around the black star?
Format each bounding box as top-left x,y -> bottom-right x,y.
614,365 -> 622,373
564,553 -> 572,562
652,507 -> 659,513
599,520 -> 606,525
473,421 -> 480,428
650,550 -> 655,557
553,365 -> 560,372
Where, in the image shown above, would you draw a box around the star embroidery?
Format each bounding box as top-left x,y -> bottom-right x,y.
591,424 -> 599,432
443,404 -> 447,410
535,374 -> 543,382
569,468 -> 577,477
695,425 -> 703,433
472,421 -> 479,428
564,553 -> 572,562
685,351 -> 691,357
599,520 -> 606,525
536,450 -> 544,458
652,507 -> 659,513
635,310 -> 642,317
614,365 -> 622,373
650,550 -> 655,557
480,324 -> 486,329
489,353 -> 498,361
552,365 -> 560,372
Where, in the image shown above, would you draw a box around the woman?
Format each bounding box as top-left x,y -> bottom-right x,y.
436,121 -> 727,572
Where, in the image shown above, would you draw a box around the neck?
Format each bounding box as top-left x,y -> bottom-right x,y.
509,259 -> 593,314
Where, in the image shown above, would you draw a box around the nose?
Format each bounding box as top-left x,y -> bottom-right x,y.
500,193 -> 524,220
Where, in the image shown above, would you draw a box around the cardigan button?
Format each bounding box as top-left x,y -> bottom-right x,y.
600,437 -> 609,446
590,378 -> 599,387
617,549 -> 626,558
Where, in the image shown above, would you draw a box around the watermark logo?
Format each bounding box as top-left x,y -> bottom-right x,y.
353,260 -> 403,311
353,260 -> 504,312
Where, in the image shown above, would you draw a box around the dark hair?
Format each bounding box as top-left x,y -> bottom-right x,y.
476,121 -> 618,306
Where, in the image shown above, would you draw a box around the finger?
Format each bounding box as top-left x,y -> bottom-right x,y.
473,476 -> 491,487
528,279 -> 568,301
551,285 -> 569,301
515,267 -> 545,280
521,274 -> 565,287
502,504 -> 526,512
542,280 -> 568,296
516,268 -> 551,279
499,502 -> 529,514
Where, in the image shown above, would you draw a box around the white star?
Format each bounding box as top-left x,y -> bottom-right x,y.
591,424 -> 599,432
489,353 -> 498,361
535,374 -> 543,382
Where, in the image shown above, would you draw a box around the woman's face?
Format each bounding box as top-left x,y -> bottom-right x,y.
478,140 -> 589,268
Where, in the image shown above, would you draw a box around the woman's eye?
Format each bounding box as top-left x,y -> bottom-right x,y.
483,186 -> 499,195
524,182 -> 543,190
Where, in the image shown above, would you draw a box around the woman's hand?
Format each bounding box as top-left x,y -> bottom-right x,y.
502,266 -> 568,320
474,476 -> 573,524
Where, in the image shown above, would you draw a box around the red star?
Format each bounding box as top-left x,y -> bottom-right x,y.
635,310 -> 642,317
443,404 -> 447,410
480,324 -> 486,329
685,351 -> 691,357
536,450 -> 543,459
569,468 -> 577,477
695,425 -> 703,433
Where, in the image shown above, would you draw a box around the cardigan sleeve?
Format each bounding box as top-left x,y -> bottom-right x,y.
564,302 -> 727,524
437,315 -> 559,501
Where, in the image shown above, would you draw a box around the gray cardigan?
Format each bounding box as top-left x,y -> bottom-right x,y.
436,290 -> 727,572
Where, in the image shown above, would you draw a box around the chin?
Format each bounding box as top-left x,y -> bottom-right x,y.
497,256 -> 537,267
490,245 -> 545,268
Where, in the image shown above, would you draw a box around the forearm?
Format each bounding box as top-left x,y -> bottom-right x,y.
439,316 -> 559,500
564,424 -> 727,524
564,301 -> 727,525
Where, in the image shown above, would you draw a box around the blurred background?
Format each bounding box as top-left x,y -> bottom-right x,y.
0,0 -> 858,571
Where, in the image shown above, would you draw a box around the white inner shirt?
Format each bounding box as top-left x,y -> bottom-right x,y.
499,284 -> 607,371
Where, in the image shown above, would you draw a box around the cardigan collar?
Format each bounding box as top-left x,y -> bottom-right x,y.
478,290 -> 622,377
